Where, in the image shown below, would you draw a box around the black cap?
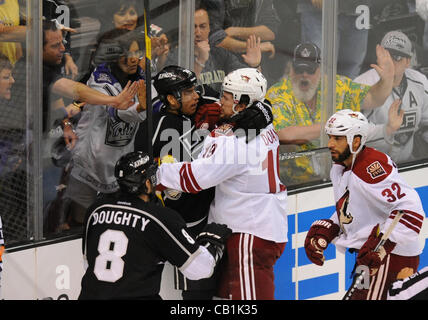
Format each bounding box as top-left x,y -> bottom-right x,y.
292,43 -> 321,73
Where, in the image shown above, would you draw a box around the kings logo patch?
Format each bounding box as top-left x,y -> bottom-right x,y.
367,161 -> 386,179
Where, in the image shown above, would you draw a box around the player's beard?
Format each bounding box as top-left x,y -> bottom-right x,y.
291,77 -> 318,103
332,145 -> 352,164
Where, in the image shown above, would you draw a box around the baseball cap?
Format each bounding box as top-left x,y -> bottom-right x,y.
292,43 -> 321,74
381,31 -> 412,58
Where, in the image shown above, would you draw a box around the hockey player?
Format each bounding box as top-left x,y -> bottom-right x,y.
157,68 -> 288,300
304,109 -> 425,300
354,30 -> 428,163
78,151 -> 231,300
388,266 -> 428,300
134,65 -> 217,300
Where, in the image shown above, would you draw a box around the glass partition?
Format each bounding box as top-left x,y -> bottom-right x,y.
1,0 -> 427,247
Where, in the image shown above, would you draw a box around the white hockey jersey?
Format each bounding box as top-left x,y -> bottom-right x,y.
330,147 -> 425,256
71,64 -> 147,193
157,123 -> 288,243
354,68 -> 428,163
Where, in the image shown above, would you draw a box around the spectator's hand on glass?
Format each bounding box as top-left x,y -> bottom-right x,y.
152,33 -> 170,58
260,41 -> 275,59
136,79 -> 147,112
371,44 -> 395,83
65,54 -> 79,80
386,99 -> 404,136
111,80 -> 139,109
242,34 -> 261,68
311,0 -> 323,10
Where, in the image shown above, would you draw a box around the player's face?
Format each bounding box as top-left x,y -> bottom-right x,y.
113,5 -> 138,31
43,29 -> 65,66
0,68 -> 14,100
220,91 -> 236,119
180,86 -> 199,116
327,135 -> 352,164
194,9 -> 210,43
118,41 -> 141,75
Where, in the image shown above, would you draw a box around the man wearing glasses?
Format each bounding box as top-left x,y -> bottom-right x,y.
354,30 -> 428,164
265,42 -> 395,185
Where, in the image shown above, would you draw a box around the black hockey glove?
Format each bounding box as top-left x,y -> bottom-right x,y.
196,223 -> 232,262
229,99 -> 273,143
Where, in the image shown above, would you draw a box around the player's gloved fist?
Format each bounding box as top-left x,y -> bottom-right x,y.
197,223 -> 232,262
304,219 -> 340,266
157,155 -> 182,199
357,224 -> 396,275
194,103 -> 221,131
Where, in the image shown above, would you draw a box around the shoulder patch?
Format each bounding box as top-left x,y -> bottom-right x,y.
366,161 -> 387,179
210,123 -> 234,137
352,147 -> 393,184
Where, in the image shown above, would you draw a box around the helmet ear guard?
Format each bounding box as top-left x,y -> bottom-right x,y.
325,109 -> 369,154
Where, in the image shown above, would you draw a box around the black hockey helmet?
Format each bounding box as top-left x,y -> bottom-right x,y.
114,151 -> 158,194
153,65 -> 198,105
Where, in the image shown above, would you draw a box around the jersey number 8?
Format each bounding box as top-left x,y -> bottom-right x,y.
94,229 -> 129,283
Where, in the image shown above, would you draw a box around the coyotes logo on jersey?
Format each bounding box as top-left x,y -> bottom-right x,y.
336,189 -> 353,234
366,161 -> 387,179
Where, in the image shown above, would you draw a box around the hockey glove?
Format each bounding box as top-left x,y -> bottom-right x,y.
357,224 -> 396,275
304,219 -> 340,266
157,155 -> 182,199
194,103 -> 222,131
229,99 -> 273,143
196,223 -> 232,263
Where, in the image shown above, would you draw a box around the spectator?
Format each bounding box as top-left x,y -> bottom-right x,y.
297,0 -> 371,79
161,4 -> 261,98
0,214 -> 4,295
40,20 -> 138,217
0,0 -> 24,65
266,42 -> 395,184
62,28 -> 147,230
203,0 -> 279,61
304,109 -> 425,300
43,0 -> 80,80
91,0 -> 169,76
157,68 -> 288,300
78,151 -> 231,300
0,53 -> 26,242
134,65 -> 217,300
354,30 -> 428,164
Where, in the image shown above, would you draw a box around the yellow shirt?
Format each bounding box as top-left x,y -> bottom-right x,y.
0,0 -> 21,65
266,75 -> 371,185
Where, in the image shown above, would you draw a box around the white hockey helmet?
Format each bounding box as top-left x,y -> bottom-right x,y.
325,109 -> 369,154
221,68 -> 267,113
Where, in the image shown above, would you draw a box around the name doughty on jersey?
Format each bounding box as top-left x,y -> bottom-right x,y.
89,207 -> 151,231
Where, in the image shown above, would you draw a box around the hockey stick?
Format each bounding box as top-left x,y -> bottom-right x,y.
342,210 -> 405,300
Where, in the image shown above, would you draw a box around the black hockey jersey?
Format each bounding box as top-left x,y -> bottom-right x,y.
134,110 -> 215,235
78,192 -> 201,300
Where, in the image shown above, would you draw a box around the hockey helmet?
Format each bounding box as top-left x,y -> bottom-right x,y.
325,109 -> 369,154
221,68 -> 267,113
114,151 -> 158,194
153,65 -> 198,104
